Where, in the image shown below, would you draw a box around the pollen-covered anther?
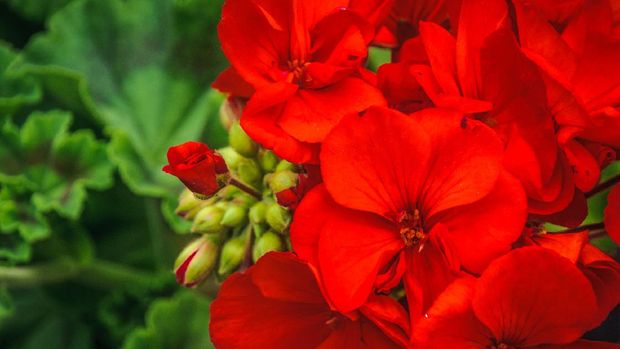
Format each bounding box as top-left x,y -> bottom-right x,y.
288,60 -> 311,86
397,209 -> 426,248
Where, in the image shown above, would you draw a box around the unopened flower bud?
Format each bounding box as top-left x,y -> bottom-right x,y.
229,122 -> 258,158
163,141 -> 229,198
258,149 -> 278,173
220,205 -> 248,227
174,236 -> 219,287
175,189 -> 211,219
252,231 -> 284,262
269,170 -> 298,193
266,203 -> 291,233
192,206 -> 226,234
249,201 -> 267,224
237,158 -> 262,186
275,159 -> 295,172
219,97 -> 244,131
218,147 -> 242,171
218,235 -> 248,276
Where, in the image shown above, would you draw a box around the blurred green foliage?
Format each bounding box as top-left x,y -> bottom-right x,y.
0,0 -> 227,347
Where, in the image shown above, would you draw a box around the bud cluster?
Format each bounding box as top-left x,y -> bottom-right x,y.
173,110 -> 303,287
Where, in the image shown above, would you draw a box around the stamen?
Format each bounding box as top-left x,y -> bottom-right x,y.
397,209 -> 426,248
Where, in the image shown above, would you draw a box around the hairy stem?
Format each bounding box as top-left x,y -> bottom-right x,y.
0,259 -> 158,289
586,174 -> 620,198
229,177 -> 262,200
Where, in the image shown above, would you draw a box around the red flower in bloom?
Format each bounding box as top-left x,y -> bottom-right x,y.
605,184 -> 620,246
162,141 -> 228,197
383,0 -> 584,224
210,252 -> 410,349
217,0 -> 387,163
513,0 -> 620,197
414,247 -> 608,349
518,229 -> 620,326
291,106 -> 526,319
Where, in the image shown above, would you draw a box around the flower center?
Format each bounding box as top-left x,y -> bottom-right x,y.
288,60 -> 311,86
397,209 -> 426,248
489,340 -> 517,349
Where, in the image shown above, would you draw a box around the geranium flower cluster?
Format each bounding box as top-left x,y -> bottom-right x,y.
163,0 -> 620,348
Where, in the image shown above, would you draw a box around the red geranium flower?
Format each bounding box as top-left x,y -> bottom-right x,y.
291,106 -> 526,320
217,0 -> 388,163
379,0 -> 584,224
414,247 -> 605,349
210,252 -> 410,349
513,0 -> 620,197
162,141 -> 229,197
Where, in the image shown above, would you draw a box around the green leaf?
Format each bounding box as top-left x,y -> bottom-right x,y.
0,185 -> 50,243
17,0 -> 228,198
0,110 -> 114,220
0,42 -> 41,117
0,287 -> 13,321
122,291 -> 213,349
5,0 -> 75,22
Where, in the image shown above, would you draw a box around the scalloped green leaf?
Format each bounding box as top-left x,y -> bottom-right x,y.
0,42 -> 41,117
16,0 -> 227,198
0,110 -> 114,220
122,291 -> 213,349
0,185 -> 50,244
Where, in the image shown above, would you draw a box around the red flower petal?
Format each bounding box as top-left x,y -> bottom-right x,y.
317,210 -> 402,312
321,106 -> 432,216
278,77 -> 386,143
212,66 -> 255,98
210,255 -> 332,349
438,170 -> 526,273
455,0 -> 508,98
218,0 -> 291,88
578,244 -> 620,326
290,184 -> 346,267
539,339 -> 620,349
404,228 -> 460,319
414,109 -> 504,217
241,82 -> 320,163
473,247 -> 598,347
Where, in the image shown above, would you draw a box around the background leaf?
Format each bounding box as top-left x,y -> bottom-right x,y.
122,290 -> 213,349
15,0 -> 228,198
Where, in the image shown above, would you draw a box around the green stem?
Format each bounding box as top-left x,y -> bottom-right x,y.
0,259 -> 158,289
145,197 -> 167,271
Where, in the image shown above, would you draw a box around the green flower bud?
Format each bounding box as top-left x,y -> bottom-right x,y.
175,189 -> 211,219
229,122 -> 258,158
269,170 -> 298,193
249,201 -> 267,224
191,206 -> 226,235
252,223 -> 268,238
258,149 -> 279,172
266,203 -> 291,233
252,231 -> 284,262
218,147 -> 242,171
220,205 -> 248,227
174,236 -> 219,287
219,97 -> 244,131
237,158 -> 262,186
218,234 -> 248,276
275,159 -> 295,172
